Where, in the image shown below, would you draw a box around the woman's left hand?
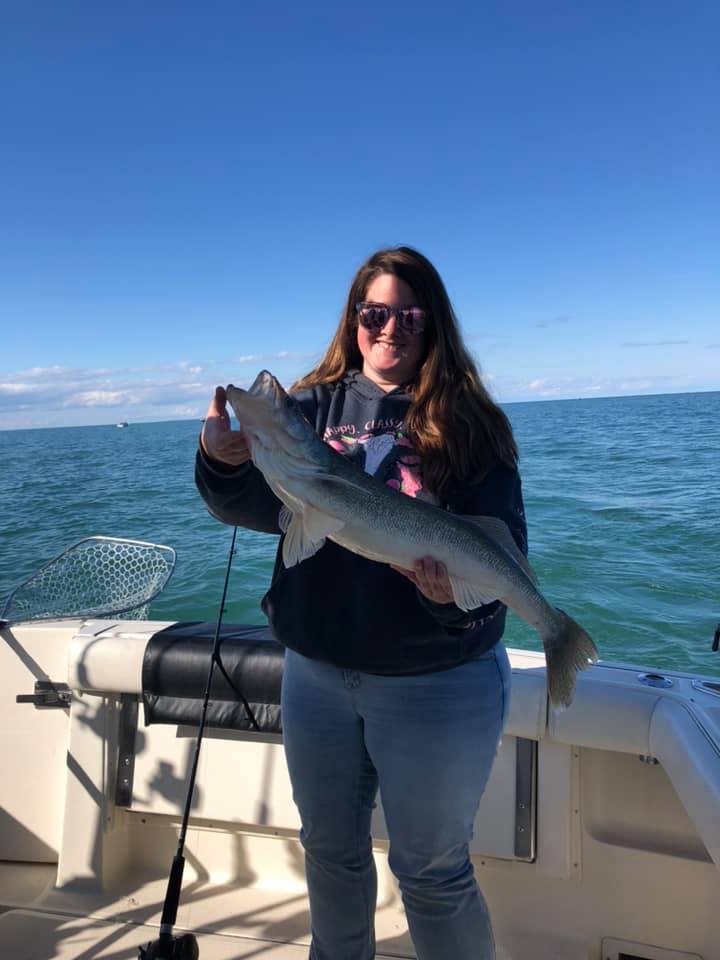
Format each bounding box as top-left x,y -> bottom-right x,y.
391,556 -> 455,605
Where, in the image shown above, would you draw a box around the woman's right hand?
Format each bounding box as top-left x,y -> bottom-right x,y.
200,386 -> 252,466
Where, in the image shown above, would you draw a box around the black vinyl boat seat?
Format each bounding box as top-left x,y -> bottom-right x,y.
65,619 -> 560,864
137,622 -> 541,862
142,622 -> 284,734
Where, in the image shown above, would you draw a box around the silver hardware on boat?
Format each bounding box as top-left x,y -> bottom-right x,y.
115,695 -> 139,808
514,738 -> 537,862
637,672 -> 673,688
691,678 -> 720,699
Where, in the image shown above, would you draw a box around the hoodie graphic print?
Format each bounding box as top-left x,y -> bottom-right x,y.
323,421 -> 429,500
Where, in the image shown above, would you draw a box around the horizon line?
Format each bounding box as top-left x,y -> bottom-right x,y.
1,386 -> 718,433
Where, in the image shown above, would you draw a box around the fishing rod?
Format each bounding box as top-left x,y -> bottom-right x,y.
138,525 -> 258,960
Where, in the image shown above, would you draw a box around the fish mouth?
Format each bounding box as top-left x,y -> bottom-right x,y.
248,370 -> 288,408
225,370 -> 321,476
228,370 -> 288,409
226,371 -> 301,442
248,369 -> 274,395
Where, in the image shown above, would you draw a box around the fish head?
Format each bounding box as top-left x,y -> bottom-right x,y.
225,370 -> 324,466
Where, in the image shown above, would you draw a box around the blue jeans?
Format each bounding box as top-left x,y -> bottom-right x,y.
281,645 -> 511,960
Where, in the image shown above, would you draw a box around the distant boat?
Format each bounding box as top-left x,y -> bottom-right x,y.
115,422 -> 129,428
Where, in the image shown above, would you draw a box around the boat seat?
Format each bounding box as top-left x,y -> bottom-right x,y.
68,620 -> 547,742
142,622 -> 284,734
61,621 -> 552,869
140,623 -> 549,743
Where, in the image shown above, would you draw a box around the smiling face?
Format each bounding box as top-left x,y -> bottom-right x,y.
357,273 -> 427,391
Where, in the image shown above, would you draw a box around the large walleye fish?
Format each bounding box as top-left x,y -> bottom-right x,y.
226,370 -> 598,706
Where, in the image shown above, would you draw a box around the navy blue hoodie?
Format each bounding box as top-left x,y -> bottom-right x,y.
195,371 -> 527,675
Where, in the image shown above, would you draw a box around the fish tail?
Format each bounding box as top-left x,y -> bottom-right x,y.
542,609 -> 599,708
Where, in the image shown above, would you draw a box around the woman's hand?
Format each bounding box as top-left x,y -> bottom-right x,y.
391,556 -> 455,605
200,386 -> 252,466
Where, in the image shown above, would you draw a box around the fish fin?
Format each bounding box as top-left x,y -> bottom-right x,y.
282,514 -> 325,567
462,515 -> 537,584
543,608 -> 599,708
448,575 -> 499,612
278,505 -> 292,532
282,506 -> 345,568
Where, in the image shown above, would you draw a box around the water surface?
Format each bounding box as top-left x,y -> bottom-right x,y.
1,391 -> 718,676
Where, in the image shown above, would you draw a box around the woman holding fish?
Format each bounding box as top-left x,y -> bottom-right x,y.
196,246 -> 528,959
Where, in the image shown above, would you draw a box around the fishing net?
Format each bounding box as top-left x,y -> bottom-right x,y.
1,536 -> 176,624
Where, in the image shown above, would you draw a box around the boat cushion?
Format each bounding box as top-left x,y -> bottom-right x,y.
142,622 -> 284,733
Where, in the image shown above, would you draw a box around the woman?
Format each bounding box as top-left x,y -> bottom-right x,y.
196,246 -> 526,960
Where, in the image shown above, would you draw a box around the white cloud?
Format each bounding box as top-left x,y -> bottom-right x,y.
0,357 -> 717,429
170,405 -> 201,417
0,352 -> 318,428
489,370 -> 720,405
11,365 -> 68,379
0,382 -> 39,395
617,379 -> 654,392
178,381 -> 211,394
67,390 -> 142,408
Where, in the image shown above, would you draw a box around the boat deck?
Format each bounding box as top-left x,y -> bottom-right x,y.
0,858 -> 413,960
0,911 -> 318,960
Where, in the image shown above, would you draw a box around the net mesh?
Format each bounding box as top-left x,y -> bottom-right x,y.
1,537 -> 176,624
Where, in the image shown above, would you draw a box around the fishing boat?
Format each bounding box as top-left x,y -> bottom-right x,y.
116,422 -> 129,429
1,538 -> 718,959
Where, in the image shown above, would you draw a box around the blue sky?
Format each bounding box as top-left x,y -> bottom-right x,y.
2,2 -> 718,429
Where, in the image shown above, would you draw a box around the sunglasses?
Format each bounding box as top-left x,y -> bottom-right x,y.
355,301 -> 428,335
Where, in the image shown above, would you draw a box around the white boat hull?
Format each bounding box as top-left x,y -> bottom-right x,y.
1,618 -> 718,959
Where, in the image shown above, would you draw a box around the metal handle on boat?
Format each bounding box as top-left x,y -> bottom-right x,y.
16,680 -> 71,708
691,679 -> 720,699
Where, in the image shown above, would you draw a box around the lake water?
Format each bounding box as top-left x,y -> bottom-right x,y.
1,391 -> 718,677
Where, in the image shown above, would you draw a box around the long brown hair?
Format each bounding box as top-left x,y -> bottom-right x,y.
293,246 -> 518,500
